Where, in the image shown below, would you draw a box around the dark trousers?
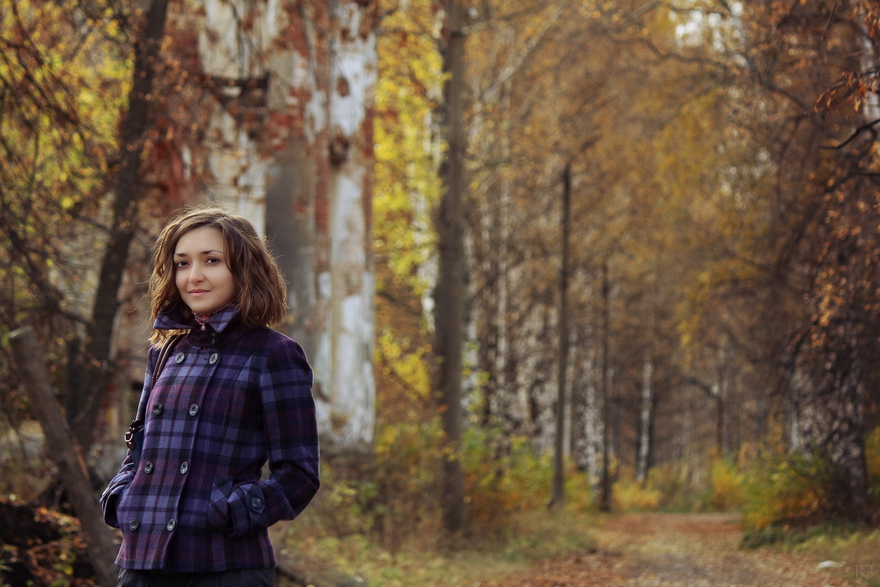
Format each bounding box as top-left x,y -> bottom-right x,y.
117,568 -> 274,587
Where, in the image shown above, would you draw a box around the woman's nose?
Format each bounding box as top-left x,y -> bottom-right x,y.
189,265 -> 204,281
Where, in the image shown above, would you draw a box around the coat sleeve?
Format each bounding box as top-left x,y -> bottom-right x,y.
224,336 -> 320,537
100,455 -> 135,528
100,344 -> 158,528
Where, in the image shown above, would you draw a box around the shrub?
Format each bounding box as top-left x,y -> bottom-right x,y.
613,467 -> 662,511
742,451 -> 833,531
709,457 -> 747,511
463,430 -> 553,536
646,461 -> 707,512
865,426 -> 880,505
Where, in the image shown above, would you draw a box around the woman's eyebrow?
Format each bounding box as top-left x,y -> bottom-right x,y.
174,249 -> 223,257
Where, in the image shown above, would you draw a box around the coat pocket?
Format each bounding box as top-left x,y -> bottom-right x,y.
100,468 -> 133,529
207,476 -> 234,532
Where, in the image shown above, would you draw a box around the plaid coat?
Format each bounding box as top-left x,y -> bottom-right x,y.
101,306 -> 320,571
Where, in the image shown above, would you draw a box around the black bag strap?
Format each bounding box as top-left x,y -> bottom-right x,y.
135,334 -> 183,423
124,333 -> 184,453
152,334 -> 182,385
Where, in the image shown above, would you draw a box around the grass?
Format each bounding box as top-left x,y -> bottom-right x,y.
790,527 -> 880,585
738,521 -> 880,586
277,506 -> 598,587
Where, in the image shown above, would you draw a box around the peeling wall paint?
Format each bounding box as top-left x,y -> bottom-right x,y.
323,0 -> 377,447
189,0 -> 377,450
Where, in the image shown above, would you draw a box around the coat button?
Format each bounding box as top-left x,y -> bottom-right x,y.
175,352 -> 186,364
166,518 -> 176,532
144,461 -> 154,474
179,461 -> 188,474
152,402 -> 163,416
249,496 -> 263,510
209,352 -> 219,365
129,518 -> 139,531
188,403 -> 199,417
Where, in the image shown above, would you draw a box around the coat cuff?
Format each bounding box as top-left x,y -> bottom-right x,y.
100,469 -> 133,528
228,483 -> 268,538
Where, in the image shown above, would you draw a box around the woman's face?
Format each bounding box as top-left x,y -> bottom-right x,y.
174,226 -> 237,315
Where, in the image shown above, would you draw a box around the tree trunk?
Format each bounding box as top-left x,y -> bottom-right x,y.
434,0 -> 468,535
570,336 -> 587,470
325,0 -> 378,451
636,354 -> 653,484
10,327 -> 118,587
599,260 -> 613,512
794,320 -> 868,522
584,352 -> 601,491
71,0 -> 169,451
551,163 -> 572,508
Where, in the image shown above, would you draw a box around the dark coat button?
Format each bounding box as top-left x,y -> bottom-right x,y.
209,352 -> 219,365
166,518 -> 176,531
129,518 -> 139,531
180,461 -> 188,474
152,402 -> 163,416
249,496 -> 263,510
175,352 -> 186,363
188,404 -> 199,417
144,461 -> 154,474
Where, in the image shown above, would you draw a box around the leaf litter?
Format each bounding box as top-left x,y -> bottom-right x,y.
479,512 -> 865,587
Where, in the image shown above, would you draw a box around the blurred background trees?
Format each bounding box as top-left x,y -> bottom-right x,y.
2,0 -> 880,579
371,0 -> 880,532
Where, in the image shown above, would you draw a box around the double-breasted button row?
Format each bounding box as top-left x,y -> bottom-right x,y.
142,460 -> 187,474
128,517 -> 176,532
171,351 -> 220,364
152,402 -> 200,419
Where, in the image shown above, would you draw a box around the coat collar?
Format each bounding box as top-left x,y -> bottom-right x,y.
153,303 -> 240,334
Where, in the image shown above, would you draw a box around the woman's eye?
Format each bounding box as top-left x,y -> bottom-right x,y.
175,260 -> 189,268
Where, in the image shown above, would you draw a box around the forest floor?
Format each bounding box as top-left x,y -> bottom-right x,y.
479,512 -> 870,587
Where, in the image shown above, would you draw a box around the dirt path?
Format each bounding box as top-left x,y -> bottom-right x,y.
484,512 -> 862,587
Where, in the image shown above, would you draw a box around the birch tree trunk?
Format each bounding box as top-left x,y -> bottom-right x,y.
583,352 -> 601,489
193,0 -> 377,451
793,319 -> 868,521
636,354 -> 653,484
325,1 -> 378,451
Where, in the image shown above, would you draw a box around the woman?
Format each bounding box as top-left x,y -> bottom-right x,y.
101,206 -> 320,585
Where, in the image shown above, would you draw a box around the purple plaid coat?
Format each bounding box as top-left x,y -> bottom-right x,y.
101,306 -> 320,571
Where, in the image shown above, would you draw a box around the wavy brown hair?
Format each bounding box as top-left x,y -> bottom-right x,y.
149,206 -> 287,341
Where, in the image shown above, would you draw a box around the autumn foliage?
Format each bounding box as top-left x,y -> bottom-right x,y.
3,0 -> 880,583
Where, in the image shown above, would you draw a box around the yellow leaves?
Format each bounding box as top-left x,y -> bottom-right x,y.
376,331 -> 431,403
1,0 -> 129,210
375,0 -> 443,295
60,195 -> 75,210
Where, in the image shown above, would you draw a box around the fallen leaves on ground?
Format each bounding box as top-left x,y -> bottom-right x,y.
479,512 -> 865,587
